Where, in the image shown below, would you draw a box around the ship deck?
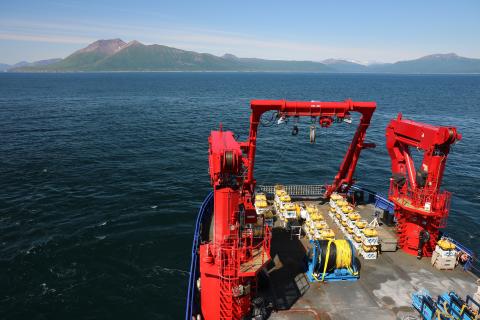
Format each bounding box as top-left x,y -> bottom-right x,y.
263,202 -> 478,319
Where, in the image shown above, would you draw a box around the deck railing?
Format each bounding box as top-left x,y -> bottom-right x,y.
239,225 -> 271,268
257,184 -> 326,196
388,179 -> 451,216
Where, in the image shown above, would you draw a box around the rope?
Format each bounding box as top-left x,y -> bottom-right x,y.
439,301 -> 455,319
335,240 -> 358,276
315,240 -> 358,281
321,240 -> 333,281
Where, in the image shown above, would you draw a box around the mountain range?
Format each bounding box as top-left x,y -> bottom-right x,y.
3,39 -> 480,73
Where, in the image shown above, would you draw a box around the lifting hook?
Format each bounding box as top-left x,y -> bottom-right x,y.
292,116 -> 299,136
292,125 -> 299,136
310,125 -> 316,144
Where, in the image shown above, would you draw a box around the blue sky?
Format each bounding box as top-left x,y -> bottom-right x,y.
1,0 -> 479,64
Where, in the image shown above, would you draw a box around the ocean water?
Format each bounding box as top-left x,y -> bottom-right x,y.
0,72 -> 479,319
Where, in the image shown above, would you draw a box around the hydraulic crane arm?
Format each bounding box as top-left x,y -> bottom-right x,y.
240,99 -> 376,197
385,113 -> 461,257
386,113 -> 461,193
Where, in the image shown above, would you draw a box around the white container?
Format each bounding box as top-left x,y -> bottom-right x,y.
354,227 -> 363,237
361,250 -> 378,260
424,202 -> 431,211
255,207 -> 269,216
300,208 -> 308,220
362,236 -> 379,246
347,219 -> 355,228
431,251 -> 456,270
434,245 -> 456,258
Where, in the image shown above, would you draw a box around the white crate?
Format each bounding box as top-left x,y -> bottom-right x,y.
347,219 -> 356,228
361,250 -> 378,260
431,251 -> 456,270
283,211 -> 296,219
255,207 -> 270,215
434,246 -> 456,258
362,236 -> 379,246
354,227 -> 363,237
300,208 -> 308,220
329,199 -> 336,207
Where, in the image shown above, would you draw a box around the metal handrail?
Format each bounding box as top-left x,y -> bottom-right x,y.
257,184 -> 326,196
389,180 -> 451,215
185,192 -> 213,320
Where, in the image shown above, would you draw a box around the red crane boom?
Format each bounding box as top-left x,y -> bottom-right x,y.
199,99 -> 376,320
386,113 -> 461,257
241,99 -> 376,197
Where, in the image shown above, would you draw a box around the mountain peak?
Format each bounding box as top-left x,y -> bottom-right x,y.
222,53 -> 238,60
77,39 -> 127,55
321,58 -> 365,66
418,53 -> 460,60
126,40 -> 143,47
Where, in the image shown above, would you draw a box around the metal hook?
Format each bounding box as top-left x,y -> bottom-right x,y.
310,125 -> 316,144
292,125 -> 299,136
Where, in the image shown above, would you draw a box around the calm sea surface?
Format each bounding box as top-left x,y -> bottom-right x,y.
0,73 -> 479,319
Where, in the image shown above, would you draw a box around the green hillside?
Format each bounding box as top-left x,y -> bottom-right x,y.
10,39 -> 480,73
92,42 -> 245,71
13,39 -> 331,72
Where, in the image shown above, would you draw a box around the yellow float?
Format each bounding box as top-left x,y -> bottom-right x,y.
330,193 -> 343,200
255,193 -> 267,201
355,220 -> 368,229
437,239 -> 456,250
320,229 -> 335,240
310,212 -> 324,221
255,200 -> 268,208
341,205 -> 354,214
362,244 -> 377,252
348,212 -> 361,221
363,227 -> 378,237
315,221 -> 328,229
274,185 -> 285,196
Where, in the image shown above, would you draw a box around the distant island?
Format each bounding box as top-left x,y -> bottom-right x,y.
2,39 -> 480,73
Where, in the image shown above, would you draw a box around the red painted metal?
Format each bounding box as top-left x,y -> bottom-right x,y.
386,113 -> 461,257
200,99 -> 376,320
242,99 -> 376,197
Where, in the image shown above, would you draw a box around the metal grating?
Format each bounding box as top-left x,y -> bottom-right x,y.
256,185 -> 326,196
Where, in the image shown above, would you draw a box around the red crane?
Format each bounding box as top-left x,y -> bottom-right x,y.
199,99 -> 375,320
386,113 -> 461,258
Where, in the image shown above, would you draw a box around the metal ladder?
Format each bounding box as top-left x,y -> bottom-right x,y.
219,246 -> 238,320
